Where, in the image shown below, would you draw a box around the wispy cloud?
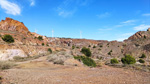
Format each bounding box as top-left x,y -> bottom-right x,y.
57,7 -> 76,17
142,13 -> 150,16
0,0 -> 21,15
134,24 -> 150,31
115,20 -> 136,28
97,12 -> 111,18
99,28 -> 112,31
30,0 -> 35,6
121,20 -> 136,24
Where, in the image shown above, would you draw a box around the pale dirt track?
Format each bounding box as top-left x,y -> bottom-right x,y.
1,56 -> 150,84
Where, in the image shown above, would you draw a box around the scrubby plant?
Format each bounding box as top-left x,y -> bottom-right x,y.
72,45 -> 75,49
37,36 -> 43,41
140,54 -> 146,58
108,50 -> 112,55
2,34 -> 14,43
48,48 -> 52,53
42,43 -> 44,46
0,61 -> 16,70
139,59 -> 145,63
74,56 -> 96,67
88,45 -> 91,47
99,45 -> 103,47
144,35 -> 146,39
93,45 -> 96,48
81,47 -> 91,57
110,58 -> 119,64
121,55 -> 136,64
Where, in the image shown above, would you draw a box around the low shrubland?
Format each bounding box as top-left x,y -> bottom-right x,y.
13,55 -> 41,62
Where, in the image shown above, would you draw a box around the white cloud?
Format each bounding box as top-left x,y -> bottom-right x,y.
57,7 -> 76,17
30,0 -> 35,6
121,20 -> 136,24
142,13 -> 150,16
97,12 -> 110,18
134,24 -> 150,31
99,28 -> 112,31
0,0 -> 21,15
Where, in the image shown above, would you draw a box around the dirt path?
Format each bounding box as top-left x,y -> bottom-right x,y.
1,56 -> 150,84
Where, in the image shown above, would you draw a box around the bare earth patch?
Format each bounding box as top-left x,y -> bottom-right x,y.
0,56 -> 150,84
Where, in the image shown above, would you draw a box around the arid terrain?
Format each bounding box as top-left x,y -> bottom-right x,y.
1,56 -> 150,84
0,17 -> 150,84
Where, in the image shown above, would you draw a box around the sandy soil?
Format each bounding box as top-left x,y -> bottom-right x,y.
1,56 -> 150,84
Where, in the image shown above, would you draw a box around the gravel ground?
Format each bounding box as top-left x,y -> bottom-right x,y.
1,57 -> 150,84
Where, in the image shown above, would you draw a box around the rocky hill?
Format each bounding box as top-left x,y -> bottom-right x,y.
0,17 -> 149,65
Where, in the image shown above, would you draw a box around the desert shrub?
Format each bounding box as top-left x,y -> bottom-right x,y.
144,35 -> 146,39
48,48 -> 52,53
42,43 -> 44,46
0,61 -> 16,70
13,56 -> 40,62
88,45 -> 91,47
2,34 -> 14,43
108,50 -> 112,55
81,47 -> 91,57
99,45 -> 103,47
139,59 -> 145,63
111,58 -> 119,64
74,56 -> 96,67
76,46 -> 79,48
46,44 -> 49,46
72,45 -> 75,49
140,54 -> 146,58
121,55 -> 136,64
93,45 -> 96,48
37,36 -> 43,41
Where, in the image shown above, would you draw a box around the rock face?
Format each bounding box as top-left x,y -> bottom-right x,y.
147,28 -> 150,31
0,17 -> 31,36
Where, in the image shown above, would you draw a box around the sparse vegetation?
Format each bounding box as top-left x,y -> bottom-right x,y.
144,35 -> 146,39
121,55 -> 136,64
81,47 -> 91,57
2,34 -> 14,43
88,45 -> 91,47
99,45 -> 103,47
139,59 -> 145,63
48,48 -> 52,53
140,54 -> 146,58
37,36 -> 43,41
0,61 -> 16,70
111,58 -> 119,64
74,56 -> 96,67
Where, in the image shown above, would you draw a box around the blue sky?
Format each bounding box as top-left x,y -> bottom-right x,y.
0,0 -> 150,41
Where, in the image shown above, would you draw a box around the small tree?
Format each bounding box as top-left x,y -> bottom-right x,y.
2,34 -> 14,43
72,45 -> 75,49
121,55 -> 136,64
111,58 -> 119,64
81,47 -> 92,57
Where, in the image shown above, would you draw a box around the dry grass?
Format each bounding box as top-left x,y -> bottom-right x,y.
0,61 -> 16,70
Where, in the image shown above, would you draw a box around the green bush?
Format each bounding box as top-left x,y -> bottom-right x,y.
108,50 -> 112,55
2,34 -> 14,43
121,55 -> 136,64
111,58 -> 119,64
99,45 -> 103,47
74,56 -> 96,67
48,48 -> 52,53
140,54 -> 146,58
37,36 -> 43,41
139,59 -> 145,63
88,45 -> 91,47
81,47 -> 92,57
